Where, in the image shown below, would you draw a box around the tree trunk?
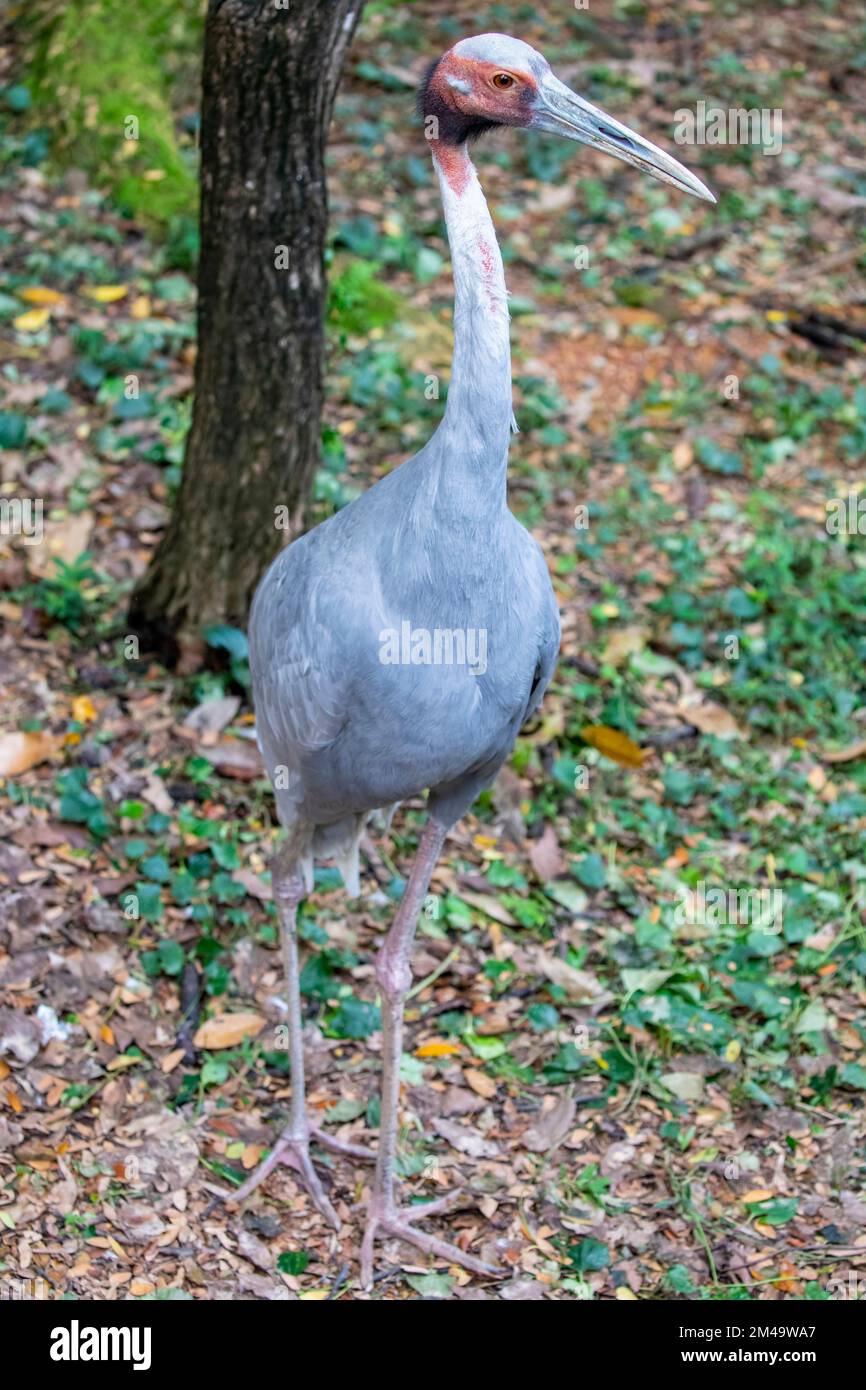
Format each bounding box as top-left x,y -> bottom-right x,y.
129,0 -> 363,667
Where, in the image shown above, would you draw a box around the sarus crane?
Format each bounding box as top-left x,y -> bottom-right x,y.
233,32 -> 713,1289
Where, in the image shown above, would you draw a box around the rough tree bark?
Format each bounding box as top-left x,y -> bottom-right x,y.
129,0 -> 363,666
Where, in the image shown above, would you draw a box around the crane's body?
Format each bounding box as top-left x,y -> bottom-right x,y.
233,31 -> 713,1290
250,148 -> 559,892
251,479 -> 558,871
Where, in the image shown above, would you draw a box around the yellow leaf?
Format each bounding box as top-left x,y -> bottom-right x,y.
13,307 -> 50,332
299,1290 -> 330,1300
193,1011 -> 264,1050
766,309 -> 786,323
615,1287 -> 639,1300
741,1188 -> 775,1204
100,1024 -> 115,1046
83,285 -> 128,303
130,295 -> 151,319
19,286 -> 66,306
0,730 -> 63,776
725,1039 -> 741,1063
415,1040 -> 462,1058
580,724 -> 645,768
72,694 -> 98,724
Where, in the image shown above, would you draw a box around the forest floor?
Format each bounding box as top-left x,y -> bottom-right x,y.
1,1 -> 866,1301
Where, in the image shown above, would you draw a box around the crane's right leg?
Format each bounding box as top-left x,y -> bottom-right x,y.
358,817 -> 501,1287
222,846 -> 373,1229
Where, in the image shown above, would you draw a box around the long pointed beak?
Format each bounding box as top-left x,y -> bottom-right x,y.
532,73 -> 715,203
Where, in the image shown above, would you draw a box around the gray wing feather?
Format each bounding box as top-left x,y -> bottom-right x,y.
249,554 -> 351,818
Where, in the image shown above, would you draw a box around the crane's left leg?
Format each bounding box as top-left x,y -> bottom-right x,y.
222,846 -> 373,1228
359,817 -> 501,1288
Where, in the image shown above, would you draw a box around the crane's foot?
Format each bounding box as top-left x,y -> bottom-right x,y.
310,1124 -> 376,1162
219,1126 -> 375,1232
359,1192 -> 502,1290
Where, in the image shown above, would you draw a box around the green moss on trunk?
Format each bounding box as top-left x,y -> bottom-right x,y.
26,0 -> 201,227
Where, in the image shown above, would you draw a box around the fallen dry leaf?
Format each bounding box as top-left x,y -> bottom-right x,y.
458,889 -> 517,927
201,738 -> 264,780
525,946 -> 613,1004
0,730 -> 63,776
661,1070 -> 705,1101
232,867 -> 271,901
822,738 -> 866,764
193,1012 -> 265,1050
528,823 -> 565,882
431,1117 -> 500,1159
463,1067 -> 497,1099
677,698 -> 743,740
27,510 -> 94,578
602,626 -> 646,668
672,439 -> 694,470
183,694 -> 240,739
521,1096 -> 577,1153
807,764 -> 828,791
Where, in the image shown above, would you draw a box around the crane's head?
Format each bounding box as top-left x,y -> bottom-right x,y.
420,33 -> 714,202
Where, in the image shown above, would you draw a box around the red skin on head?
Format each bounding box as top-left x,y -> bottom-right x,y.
424,52 -> 538,194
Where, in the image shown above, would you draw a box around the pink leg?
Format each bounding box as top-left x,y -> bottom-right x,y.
359,817 -> 501,1289
217,849 -> 372,1229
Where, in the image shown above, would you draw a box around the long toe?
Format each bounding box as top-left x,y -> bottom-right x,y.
292,1143 -> 342,1231
382,1210 -> 501,1278
359,1199 -> 501,1290
310,1125 -> 377,1161
218,1131 -> 341,1230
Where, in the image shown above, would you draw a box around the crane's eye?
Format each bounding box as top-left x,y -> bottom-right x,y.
491,72 -> 516,90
